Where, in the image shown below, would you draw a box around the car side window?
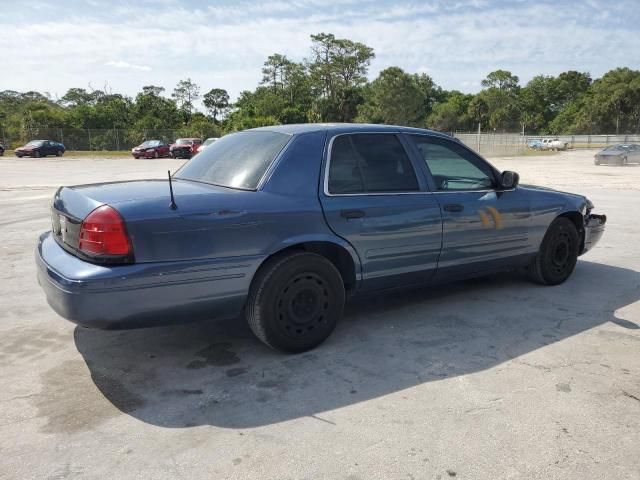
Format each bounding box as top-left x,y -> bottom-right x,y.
409,135 -> 496,191
328,134 -> 419,194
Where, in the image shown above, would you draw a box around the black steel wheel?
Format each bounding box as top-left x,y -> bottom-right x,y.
246,252 -> 345,352
529,217 -> 579,285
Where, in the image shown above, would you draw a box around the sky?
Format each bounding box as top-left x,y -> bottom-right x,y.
1,0 -> 639,102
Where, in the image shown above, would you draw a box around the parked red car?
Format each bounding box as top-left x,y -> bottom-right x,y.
15,140 -> 65,158
131,140 -> 170,159
170,138 -> 202,159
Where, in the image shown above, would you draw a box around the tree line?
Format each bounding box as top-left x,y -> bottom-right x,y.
2,32 -> 639,148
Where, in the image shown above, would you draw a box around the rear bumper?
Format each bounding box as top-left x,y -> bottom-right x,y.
36,232 -> 258,329
582,214 -> 606,254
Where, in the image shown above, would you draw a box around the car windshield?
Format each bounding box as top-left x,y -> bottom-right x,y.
26,140 -> 44,147
604,145 -> 629,151
175,131 -> 291,190
175,139 -> 192,145
140,140 -> 159,147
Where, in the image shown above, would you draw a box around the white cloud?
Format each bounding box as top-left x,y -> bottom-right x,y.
0,0 -> 639,101
105,60 -> 152,71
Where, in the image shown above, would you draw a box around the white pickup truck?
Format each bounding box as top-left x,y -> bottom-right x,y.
541,138 -> 570,151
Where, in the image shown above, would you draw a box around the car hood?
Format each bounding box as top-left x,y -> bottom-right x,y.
519,183 -> 589,212
520,183 -> 585,198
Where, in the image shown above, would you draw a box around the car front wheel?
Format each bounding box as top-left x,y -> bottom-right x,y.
34,150 -> 41,158
56,150 -> 63,157
246,252 -> 346,353
529,217 -> 579,285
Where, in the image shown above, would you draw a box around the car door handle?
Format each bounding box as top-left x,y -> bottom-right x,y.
443,204 -> 464,212
340,209 -> 365,219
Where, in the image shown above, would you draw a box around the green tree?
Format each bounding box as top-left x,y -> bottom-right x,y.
308,33 -> 374,122
203,88 -> 230,122
479,70 -> 520,130
133,85 -> 181,129
357,67 -> 437,126
172,78 -> 200,118
426,91 -> 474,131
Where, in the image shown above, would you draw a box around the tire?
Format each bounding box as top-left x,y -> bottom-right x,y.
34,150 -> 41,158
56,150 -> 63,157
154,151 -> 159,159
246,252 -> 346,353
621,156 -> 628,166
529,217 -> 579,286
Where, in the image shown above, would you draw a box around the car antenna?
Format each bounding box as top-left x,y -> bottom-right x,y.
168,170 -> 177,210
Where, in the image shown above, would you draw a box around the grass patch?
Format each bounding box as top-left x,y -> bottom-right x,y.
60,150 -> 132,158
2,150 -> 133,158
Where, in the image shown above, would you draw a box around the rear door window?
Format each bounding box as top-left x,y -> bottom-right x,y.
328,134 -> 419,194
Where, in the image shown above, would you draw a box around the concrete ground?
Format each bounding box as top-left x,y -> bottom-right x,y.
1,150 -> 639,480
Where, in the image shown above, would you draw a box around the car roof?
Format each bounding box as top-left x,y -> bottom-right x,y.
247,123 -> 454,139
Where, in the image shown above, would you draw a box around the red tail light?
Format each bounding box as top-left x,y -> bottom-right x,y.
79,205 -> 132,257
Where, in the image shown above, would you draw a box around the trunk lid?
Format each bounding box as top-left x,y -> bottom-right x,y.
51,179 -> 252,262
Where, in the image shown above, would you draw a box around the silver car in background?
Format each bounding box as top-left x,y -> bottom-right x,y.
594,144 -> 640,165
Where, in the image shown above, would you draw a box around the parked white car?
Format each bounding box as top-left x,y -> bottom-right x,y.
541,138 -> 570,151
196,137 -> 219,154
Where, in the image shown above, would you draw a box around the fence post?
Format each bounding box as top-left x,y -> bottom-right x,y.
476,122 -> 481,153
87,129 -> 91,151
116,129 -> 120,151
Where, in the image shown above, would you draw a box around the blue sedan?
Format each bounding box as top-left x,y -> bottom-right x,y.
36,124 -> 606,352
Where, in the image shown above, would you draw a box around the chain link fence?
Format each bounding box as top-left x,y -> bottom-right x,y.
454,132 -> 640,156
2,127 -> 640,155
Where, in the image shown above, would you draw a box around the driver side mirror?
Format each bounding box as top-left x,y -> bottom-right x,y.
500,170 -> 519,189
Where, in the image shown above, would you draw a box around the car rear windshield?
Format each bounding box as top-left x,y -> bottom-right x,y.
174,131 -> 291,190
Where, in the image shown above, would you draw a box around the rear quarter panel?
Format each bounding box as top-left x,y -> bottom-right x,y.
119,131 -> 356,268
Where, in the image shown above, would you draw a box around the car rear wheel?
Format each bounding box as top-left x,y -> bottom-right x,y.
34,150 -> 41,158
529,217 -> 579,285
246,252 -> 345,353
154,151 -> 159,159
56,150 -> 63,157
